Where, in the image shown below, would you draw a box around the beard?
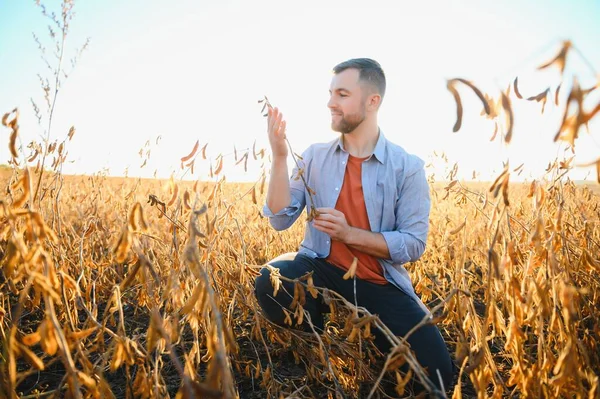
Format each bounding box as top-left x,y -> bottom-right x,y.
331,107 -> 366,134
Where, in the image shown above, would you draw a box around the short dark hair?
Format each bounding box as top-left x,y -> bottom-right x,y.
333,58 -> 386,99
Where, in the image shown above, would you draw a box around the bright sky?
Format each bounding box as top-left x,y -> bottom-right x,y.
1,0 -> 599,183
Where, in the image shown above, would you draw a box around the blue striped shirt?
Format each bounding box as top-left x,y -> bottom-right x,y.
263,130 -> 431,304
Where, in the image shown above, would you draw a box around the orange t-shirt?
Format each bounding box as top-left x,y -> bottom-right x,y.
326,154 -> 388,285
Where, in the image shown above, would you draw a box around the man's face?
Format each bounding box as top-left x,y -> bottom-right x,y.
327,68 -> 368,134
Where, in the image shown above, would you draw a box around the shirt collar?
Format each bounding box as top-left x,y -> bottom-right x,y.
335,128 -> 386,164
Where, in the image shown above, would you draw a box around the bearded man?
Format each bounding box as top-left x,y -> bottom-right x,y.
255,58 -> 455,397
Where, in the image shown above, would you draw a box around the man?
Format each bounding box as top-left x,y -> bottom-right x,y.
254,58 -> 454,396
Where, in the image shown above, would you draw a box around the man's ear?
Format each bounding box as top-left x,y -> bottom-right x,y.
368,93 -> 382,110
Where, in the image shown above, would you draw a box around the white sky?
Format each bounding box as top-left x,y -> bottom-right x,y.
1,0 -> 599,182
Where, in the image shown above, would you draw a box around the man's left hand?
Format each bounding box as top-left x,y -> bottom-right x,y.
312,207 -> 355,243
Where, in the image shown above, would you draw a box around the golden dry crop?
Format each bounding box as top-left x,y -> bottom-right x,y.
0,156 -> 598,398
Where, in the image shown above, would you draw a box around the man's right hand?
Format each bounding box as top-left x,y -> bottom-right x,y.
267,107 -> 288,158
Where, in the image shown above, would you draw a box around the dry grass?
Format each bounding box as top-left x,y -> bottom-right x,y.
0,164 -> 599,398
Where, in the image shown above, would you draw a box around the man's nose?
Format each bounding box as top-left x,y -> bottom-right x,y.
327,97 -> 336,110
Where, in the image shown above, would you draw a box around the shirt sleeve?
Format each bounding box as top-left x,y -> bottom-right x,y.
380,164 -> 430,265
262,147 -> 311,231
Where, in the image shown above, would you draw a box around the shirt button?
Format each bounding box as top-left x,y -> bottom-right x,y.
326,240 -> 330,244
342,161 -> 346,165
335,187 -> 339,191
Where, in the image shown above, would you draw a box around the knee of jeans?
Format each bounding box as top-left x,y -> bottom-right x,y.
254,267 -> 274,302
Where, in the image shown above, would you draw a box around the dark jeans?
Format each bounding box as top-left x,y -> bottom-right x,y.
254,254 -> 455,396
